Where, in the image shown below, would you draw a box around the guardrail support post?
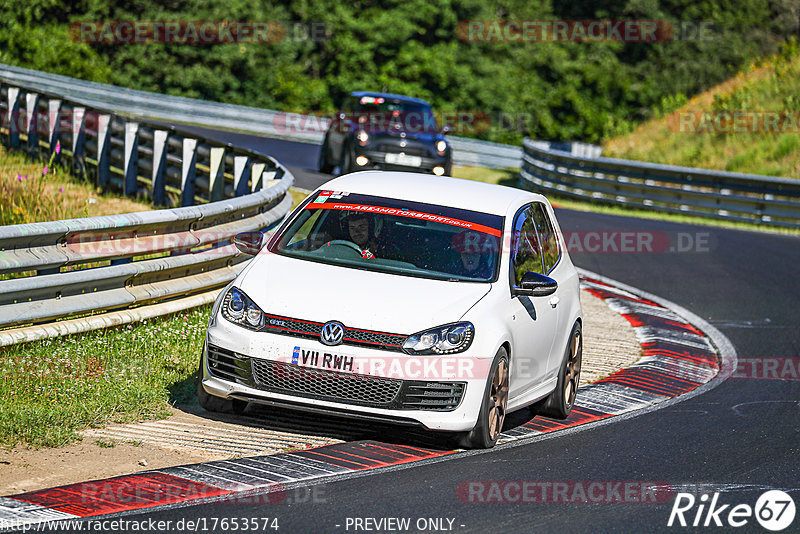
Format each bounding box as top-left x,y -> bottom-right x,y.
260,169 -> 277,190
96,114 -> 111,187
123,121 -> 139,196
71,107 -> 86,176
209,147 -> 225,202
6,87 -> 20,148
250,162 -> 266,192
25,92 -> 39,157
47,99 -> 62,165
233,155 -> 251,197
181,138 -> 198,206
151,130 -> 169,206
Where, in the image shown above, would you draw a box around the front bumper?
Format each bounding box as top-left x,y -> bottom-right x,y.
354,146 -> 450,175
202,317 -> 489,431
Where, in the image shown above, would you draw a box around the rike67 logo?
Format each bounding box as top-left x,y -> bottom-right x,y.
668,490 -> 796,531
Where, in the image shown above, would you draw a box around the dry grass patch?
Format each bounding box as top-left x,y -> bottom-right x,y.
604,42 -> 800,178
0,145 -> 151,226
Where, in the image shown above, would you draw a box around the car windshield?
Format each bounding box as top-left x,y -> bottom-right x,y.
271,191 -> 503,282
353,96 -> 438,133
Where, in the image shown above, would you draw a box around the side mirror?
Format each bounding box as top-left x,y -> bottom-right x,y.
441,125 -> 451,135
512,272 -> 558,297
233,231 -> 263,255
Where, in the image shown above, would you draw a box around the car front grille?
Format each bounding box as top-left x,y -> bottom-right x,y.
376,144 -> 429,157
399,381 -> 466,411
260,313 -> 407,352
251,358 -> 402,408
205,344 -> 465,412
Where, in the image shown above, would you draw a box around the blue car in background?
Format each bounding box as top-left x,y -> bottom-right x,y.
318,91 -> 453,176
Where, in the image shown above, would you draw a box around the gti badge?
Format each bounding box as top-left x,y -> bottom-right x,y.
320,321 -> 345,346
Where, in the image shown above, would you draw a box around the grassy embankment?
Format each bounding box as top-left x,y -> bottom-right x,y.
456,43 -> 800,235
0,144 -> 203,448
0,145 -> 307,449
604,42 -> 800,178
0,144 -> 151,226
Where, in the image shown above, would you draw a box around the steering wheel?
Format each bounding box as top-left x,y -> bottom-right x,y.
323,239 -> 364,255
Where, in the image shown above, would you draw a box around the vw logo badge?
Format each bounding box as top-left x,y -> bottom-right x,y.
320,321 -> 344,346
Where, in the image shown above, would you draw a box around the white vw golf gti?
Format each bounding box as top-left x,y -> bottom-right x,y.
200,171 -> 582,448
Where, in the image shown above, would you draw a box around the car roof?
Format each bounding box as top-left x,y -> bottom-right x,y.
317,171 -> 545,216
350,91 -> 430,106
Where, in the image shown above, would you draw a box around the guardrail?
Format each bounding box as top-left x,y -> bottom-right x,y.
520,138 -> 800,229
0,73 -> 295,346
0,62 -> 525,169
0,83 -> 291,205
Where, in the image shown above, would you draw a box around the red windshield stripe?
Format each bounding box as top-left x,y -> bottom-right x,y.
305,202 -> 502,237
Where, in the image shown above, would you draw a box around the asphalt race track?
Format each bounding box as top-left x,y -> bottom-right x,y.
34,135 -> 800,533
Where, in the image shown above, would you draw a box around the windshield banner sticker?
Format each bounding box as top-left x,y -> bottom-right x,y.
305,202 -> 502,237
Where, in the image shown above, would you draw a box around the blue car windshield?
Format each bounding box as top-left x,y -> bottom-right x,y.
271,192 -> 503,282
353,99 -> 438,133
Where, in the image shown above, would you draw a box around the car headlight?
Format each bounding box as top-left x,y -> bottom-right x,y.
221,287 -> 264,330
403,322 -> 474,355
356,130 -> 369,146
436,140 -> 447,155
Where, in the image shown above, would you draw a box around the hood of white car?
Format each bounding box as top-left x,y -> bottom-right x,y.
236,251 -> 491,335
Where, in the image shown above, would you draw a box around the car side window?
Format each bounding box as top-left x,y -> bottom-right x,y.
510,205 -> 544,285
532,203 -> 559,274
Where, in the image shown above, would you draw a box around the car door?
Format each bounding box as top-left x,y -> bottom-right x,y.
530,202 -> 566,376
506,203 -> 561,398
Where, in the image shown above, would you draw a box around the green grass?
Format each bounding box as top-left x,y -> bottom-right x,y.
0,306 -> 209,449
289,187 -> 311,208
603,41 -> 800,178
451,166 -> 800,236
0,144 -> 151,226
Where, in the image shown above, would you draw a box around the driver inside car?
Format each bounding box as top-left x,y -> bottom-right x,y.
341,213 -> 397,259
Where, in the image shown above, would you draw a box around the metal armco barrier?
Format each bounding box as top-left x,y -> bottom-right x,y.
0,62 -> 524,169
0,183 -> 293,346
0,84 -> 289,205
520,138 -> 800,229
0,70 -> 295,346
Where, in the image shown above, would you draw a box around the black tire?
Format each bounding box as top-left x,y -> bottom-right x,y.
318,135 -> 334,174
458,347 -> 509,449
534,321 -> 582,419
197,355 -> 247,415
444,159 -> 452,177
340,143 -> 354,175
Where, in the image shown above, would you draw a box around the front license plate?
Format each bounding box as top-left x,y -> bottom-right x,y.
291,346 -> 355,373
385,152 -> 422,167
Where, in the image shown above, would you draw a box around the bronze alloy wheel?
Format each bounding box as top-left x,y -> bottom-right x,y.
563,328 -> 582,410
487,358 -> 510,441
459,348 -> 510,449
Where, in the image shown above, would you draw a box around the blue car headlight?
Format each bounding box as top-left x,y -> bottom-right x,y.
221,287 -> 264,330
403,322 -> 474,355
